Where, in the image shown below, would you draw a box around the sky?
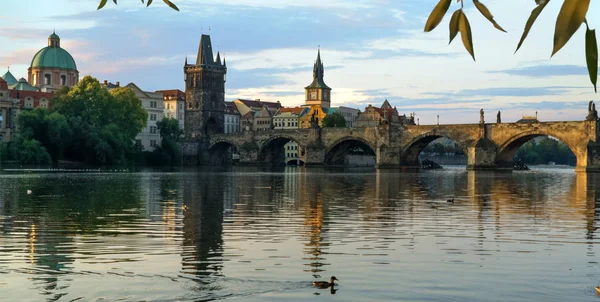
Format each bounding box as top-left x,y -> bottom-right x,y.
1,0 -> 600,124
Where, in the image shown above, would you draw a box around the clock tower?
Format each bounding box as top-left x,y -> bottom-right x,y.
304,49 -> 331,108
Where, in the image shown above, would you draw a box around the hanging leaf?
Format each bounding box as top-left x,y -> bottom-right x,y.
424,0 -> 452,32
516,0 -> 550,53
449,10 -> 462,44
147,0 -> 153,6
458,12 -> 475,61
552,0 -> 591,56
97,0 -> 108,10
473,0 -> 506,33
113,0 -> 118,4
162,0 -> 179,11
585,21 -> 598,93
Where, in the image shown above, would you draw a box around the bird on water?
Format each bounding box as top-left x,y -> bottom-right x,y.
595,286 -> 600,294
447,198 -> 455,203
312,276 -> 338,288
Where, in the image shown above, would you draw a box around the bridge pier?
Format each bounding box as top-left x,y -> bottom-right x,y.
376,145 -> 400,168
304,144 -> 325,166
466,138 -> 498,171
576,142 -> 600,172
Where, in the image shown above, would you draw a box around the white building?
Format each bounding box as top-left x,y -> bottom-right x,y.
224,102 -> 241,133
125,83 -> 164,151
335,106 -> 360,128
273,108 -> 303,165
157,89 -> 185,131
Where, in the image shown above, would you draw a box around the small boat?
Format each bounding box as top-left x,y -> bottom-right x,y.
312,276 -> 338,288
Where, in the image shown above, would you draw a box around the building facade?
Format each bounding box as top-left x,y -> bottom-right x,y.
0,78 -> 16,142
28,32 -> 79,93
299,105 -> 336,129
157,89 -> 185,131
304,49 -> 331,109
224,102 -> 241,133
253,106 -> 274,131
184,34 -> 227,139
273,107 -> 303,165
125,83 -> 164,150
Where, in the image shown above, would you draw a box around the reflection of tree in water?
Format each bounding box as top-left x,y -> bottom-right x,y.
0,174 -> 145,301
181,174 -> 225,286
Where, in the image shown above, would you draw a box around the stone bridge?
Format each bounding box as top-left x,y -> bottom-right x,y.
182,120 -> 600,172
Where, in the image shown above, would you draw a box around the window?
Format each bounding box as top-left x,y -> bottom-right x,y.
25,98 -> 33,109
150,101 -> 157,108
44,74 -> 51,86
150,114 -> 156,121
150,126 -> 157,134
61,75 -> 66,86
150,140 -> 157,147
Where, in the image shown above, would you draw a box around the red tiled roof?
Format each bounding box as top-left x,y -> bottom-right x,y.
9,90 -> 53,100
0,77 -> 7,90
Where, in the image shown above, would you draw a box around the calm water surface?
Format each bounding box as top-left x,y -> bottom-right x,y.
1,166 -> 600,301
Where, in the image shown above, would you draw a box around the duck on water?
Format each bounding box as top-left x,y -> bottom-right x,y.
312,276 -> 338,288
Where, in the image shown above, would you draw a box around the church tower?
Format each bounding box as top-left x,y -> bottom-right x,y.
304,49 -> 331,108
184,34 -> 227,139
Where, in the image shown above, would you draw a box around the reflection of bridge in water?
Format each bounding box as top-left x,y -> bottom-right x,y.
185,118 -> 600,172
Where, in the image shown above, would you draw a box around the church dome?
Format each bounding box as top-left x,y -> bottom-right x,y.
30,32 -> 77,71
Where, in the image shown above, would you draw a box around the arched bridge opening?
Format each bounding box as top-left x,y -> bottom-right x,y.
401,134 -> 467,169
208,141 -> 239,165
258,137 -> 304,166
325,138 -> 376,167
496,134 -> 577,170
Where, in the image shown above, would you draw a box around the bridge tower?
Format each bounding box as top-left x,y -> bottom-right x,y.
184,34 -> 227,139
304,49 -> 331,109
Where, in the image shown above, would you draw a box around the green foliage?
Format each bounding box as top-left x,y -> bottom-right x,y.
8,136 -> 52,165
97,0 -> 179,11
156,117 -> 183,140
425,0 -> 597,91
322,112 -> 347,128
17,108 -> 71,162
15,76 -> 149,166
515,137 -> 577,166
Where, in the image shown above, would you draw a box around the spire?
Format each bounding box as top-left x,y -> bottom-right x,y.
185,56 -> 188,65
196,34 -> 214,66
223,57 -> 226,67
215,51 -> 222,65
305,47 -> 329,90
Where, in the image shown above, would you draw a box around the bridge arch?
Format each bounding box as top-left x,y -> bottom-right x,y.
495,129 -> 581,168
257,135 -> 305,166
207,139 -> 239,164
325,136 -> 377,166
400,131 -> 469,168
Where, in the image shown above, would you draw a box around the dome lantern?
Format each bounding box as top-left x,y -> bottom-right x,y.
48,30 -> 60,48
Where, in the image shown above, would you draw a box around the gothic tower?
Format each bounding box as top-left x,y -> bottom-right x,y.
184,34 -> 227,139
304,49 -> 331,108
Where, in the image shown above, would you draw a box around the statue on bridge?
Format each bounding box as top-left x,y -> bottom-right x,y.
587,101 -> 598,121
497,111 -> 501,124
479,109 -> 485,124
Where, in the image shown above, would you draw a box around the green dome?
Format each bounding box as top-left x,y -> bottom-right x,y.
30,46 -> 77,70
50,32 -> 60,39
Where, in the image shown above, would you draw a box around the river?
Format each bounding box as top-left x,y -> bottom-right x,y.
1,166 -> 600,301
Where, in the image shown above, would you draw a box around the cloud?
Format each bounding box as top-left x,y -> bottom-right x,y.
489,64 -> 589,77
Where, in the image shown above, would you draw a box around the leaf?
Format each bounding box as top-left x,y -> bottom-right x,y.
97,0 -> 108,10
113,0 -> 117,4
424,0 -> 452,32
516,0 -> 550,53
473,0 -> 506,33
162,0 -> 179,11
552,0 -> 591,56
147,0 -> 153,6
449,9 -> 461,44
458,12 -> 475,61
585,21 -> 598,93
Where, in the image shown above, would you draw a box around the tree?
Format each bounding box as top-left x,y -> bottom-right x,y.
156,117 -> 183,140
17,108 -> 71,162
425,0 -> 597,92
322,112 -> 347,128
